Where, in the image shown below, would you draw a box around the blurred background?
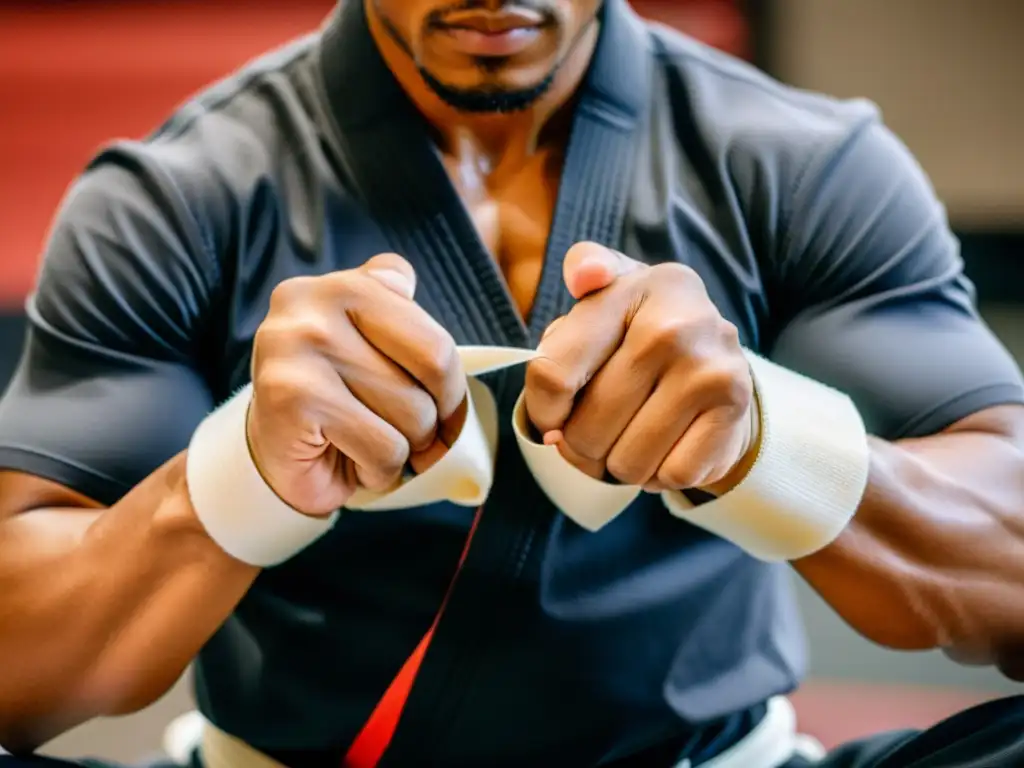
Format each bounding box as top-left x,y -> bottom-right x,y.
1,0 -> 1022,762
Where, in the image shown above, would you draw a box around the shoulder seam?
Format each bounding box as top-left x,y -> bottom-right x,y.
150,35 -> 316,146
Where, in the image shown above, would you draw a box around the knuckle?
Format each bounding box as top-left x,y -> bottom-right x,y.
718,318 -> 741,348
269,275 -> 316,310
416,335 -> 461,394
525,358 -> 580,401
562,430 -> 603,463
697,365 -> 752,411
359,474 -> 394,494
374,436 -> 411,478
606,453 -> 648,486
360,462 -> 403,493
291,315 -> 335,350
651,261 -> 699,285
253,364 -> 308,412
251,323 -> 279,359
422,336 -> 459,382
257,310 -> 336,353
657,462 -> 698,491
403,395 -> 439,448
253,314 -> 294,352
637,317 -> 693,361
327,269 -> 369,299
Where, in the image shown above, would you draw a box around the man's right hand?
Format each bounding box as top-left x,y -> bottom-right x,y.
247,254 -> 467,517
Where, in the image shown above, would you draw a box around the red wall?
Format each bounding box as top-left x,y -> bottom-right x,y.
0,1 -> 747,305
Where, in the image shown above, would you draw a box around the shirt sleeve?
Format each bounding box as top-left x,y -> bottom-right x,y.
0,149 -> 219,505
767,119 -> 1024,440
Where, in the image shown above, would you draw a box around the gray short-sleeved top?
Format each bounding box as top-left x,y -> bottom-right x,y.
1,1 -> 1021,765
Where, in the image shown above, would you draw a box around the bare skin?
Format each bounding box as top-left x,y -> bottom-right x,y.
3,0 -> 1024,754
0,463 -> 258,751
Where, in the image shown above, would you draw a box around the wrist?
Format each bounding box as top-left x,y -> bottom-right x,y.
185,384 -> 340,567
663,351 -> 870,562
121,456 -> 259,577
700,388 -> 763,498
244,399 -> 335,519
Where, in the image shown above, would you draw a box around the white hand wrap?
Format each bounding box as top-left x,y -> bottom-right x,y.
660,353 -> 870,561
187,348 -> 869,566
185,385 -> 339,567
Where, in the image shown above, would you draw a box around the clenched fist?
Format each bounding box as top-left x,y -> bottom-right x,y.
525,243 -> 759,495
247,254 -> 467,517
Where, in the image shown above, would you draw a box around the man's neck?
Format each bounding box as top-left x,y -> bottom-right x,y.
364,3 -> 599,171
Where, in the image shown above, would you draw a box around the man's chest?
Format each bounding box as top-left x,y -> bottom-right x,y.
438,147 -> 562,320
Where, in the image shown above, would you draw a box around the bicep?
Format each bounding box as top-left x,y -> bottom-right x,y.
0,154 -> 217,507
768,121 -> 1024,440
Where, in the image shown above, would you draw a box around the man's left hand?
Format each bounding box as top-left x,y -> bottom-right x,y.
524,242 -> 759,495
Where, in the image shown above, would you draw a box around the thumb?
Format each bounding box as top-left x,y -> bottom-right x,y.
562,242 -> 645,300
362,252 -> 417,300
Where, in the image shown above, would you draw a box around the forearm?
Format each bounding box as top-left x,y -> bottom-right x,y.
0,455 -> 258,751
794,415 -> 1024,671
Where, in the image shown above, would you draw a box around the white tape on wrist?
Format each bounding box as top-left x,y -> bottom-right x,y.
661,352 -> 870,562
511,390 -> 642,531
185,384 -> 340,567
187,345 -> 867,560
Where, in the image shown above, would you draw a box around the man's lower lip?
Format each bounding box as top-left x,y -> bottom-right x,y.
442,26 -> 541,57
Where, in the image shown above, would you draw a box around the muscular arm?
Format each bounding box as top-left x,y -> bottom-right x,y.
795,405 -> 1024,673
0,464 -> 257,752
0,152 -> 254,750
759,118 -> 1024,673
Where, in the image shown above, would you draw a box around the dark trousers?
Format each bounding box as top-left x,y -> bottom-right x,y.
4,695 -> 1024,768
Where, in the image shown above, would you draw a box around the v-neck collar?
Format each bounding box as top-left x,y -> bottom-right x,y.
316,0 -> 652,350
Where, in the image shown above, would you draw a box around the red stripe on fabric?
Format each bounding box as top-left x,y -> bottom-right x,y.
343,508 -> 483,768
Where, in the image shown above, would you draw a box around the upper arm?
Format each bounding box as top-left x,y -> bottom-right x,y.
766,120 -> 1024,440
0,148 -> 219,507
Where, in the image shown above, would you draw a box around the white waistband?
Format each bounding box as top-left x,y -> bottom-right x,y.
676,696 -> 824,768
164,696 -> 824,768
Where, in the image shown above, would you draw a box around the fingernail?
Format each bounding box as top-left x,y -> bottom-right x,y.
367,268 -> 415,300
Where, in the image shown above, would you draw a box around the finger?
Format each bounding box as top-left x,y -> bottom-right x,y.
408,396 -> 468,475
559,341 -> 659,463
654,407 -> 747,492
408,439 -> 446,475
546,431 -> 606,480
539,314 -> 566,343
562,241 -> 645,300
360,252 -> 417,300
345,282 -> 467,420
312,372 -> 411,492
603,370 -> 704,486
525,288 -> 635,434
334,339 -> 439,453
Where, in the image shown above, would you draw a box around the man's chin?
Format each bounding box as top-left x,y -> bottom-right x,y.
418,68 -> 557,114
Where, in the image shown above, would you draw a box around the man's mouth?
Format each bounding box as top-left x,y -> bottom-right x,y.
437,8 -> 546,36
433,8 -> 548,57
